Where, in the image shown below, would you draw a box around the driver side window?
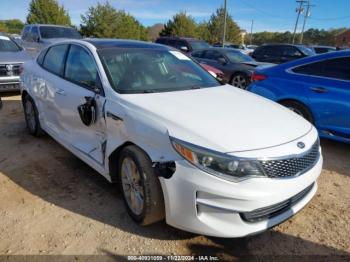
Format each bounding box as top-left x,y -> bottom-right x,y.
64,45 -> 98,89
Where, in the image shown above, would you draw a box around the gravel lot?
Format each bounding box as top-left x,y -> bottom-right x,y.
0,95 -> 349,260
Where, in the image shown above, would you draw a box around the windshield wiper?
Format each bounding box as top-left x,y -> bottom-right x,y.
190,86 -> 201,89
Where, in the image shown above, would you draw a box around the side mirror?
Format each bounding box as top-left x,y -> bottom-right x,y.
218,57 -> 227,65
77,97 -> 97,126
180,46 -> 189,52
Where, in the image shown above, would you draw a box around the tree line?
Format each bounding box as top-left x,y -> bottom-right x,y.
0,0 -> 346,46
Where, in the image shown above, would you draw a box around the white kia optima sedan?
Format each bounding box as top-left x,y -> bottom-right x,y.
20,39 -> 322,237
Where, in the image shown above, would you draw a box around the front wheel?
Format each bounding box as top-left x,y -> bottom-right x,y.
118,145 -> 165,225
230,73 -> 250,89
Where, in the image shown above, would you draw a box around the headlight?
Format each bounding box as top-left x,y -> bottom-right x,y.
171,137 -> 265,182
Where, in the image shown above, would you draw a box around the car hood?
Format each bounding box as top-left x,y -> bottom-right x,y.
241,61 -> 274,68
122,85 -> 312,153
0,50 -> 32,64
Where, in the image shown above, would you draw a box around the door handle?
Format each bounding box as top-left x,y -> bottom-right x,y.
55,88 -> 66,96
310,87 -> 328,93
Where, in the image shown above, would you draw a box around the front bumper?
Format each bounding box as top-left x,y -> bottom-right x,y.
159,146 -> 322,238
0,76 -> 20,92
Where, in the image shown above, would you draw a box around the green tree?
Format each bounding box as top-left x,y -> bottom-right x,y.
26,0 -> 71,25
1,19 -> 24,34
80,2 -> 148,40
160,12 -> 198,37
0,22 -> 8,33
207,7 -> 241,44
196,21 -> 211,41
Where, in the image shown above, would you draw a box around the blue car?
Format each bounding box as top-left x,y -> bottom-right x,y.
248,50 -> 350,143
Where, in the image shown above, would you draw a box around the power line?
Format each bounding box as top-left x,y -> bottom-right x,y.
240,0 -> 350,22
309,15 -> 350,21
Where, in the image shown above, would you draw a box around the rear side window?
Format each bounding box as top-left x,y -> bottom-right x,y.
282,46 -> 303,57
191,51 -> 203,58
167,39 -> 177,48
264,46 -> 281,56
323,57 -> 350,81
156,38 -> 167,44
203,50 -> 224,60
292,61 -> 326,76
64,45 -> 98,88
292,57 -> 350,81
42,44 -> 68,75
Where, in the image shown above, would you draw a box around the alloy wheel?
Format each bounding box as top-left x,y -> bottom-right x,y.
231,75 -> 247,89
121,157 -> 144,216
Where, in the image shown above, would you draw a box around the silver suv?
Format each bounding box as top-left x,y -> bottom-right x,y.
0,34 -> 31,92
21,24 -> 81,56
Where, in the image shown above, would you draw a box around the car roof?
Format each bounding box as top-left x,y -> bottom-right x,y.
24,24 -> 75,28
310,45 -> 336,48
193,47 -> 242,53
259,49 -> 350,72
260,43 -> 303,47
83,38 -> 172,50
157,36 -> 202,41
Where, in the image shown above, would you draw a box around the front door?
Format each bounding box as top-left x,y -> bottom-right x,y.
54,44 -> 107,165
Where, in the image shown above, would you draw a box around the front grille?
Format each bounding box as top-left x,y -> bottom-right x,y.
260,140 -> 320,178
240,183 -> 315,223
0,64 -> 21,77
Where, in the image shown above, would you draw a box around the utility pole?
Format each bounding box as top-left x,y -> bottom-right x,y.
292,0 -> 306,44
222,0 -> 228,47
300,1 -> 314,44
250,19 -> 254,45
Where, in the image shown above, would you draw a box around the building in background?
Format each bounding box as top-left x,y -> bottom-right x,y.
336,29 -> 350,49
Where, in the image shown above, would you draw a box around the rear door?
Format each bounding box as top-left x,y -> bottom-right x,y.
37,44 -> 70,133
292,56 -> 350,138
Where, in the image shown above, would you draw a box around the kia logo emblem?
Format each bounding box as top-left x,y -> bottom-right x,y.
297,142 -> 305,149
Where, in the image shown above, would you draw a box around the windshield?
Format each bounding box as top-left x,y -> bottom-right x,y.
298,45 -> 315,56
98,49 -> 220,94
190,41 -> 211,50
0,36 -> 21,52
225,50 -> 254,63
39,26 -> 82,39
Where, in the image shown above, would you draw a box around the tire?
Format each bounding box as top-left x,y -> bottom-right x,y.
23,95 -> 44,137
280,100 -> 314,124
230,73 -> 250,89
117,145 -> 165,225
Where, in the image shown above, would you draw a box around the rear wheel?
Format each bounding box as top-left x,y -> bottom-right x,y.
23,95 -> 44,137
280,100 -> 314,124
230,73 -> 250,89
118,145 -> 165,225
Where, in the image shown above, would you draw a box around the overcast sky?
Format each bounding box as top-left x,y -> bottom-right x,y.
0,0 -> 349,32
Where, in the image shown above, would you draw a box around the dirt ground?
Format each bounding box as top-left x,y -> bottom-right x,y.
0,95 -> 349,260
